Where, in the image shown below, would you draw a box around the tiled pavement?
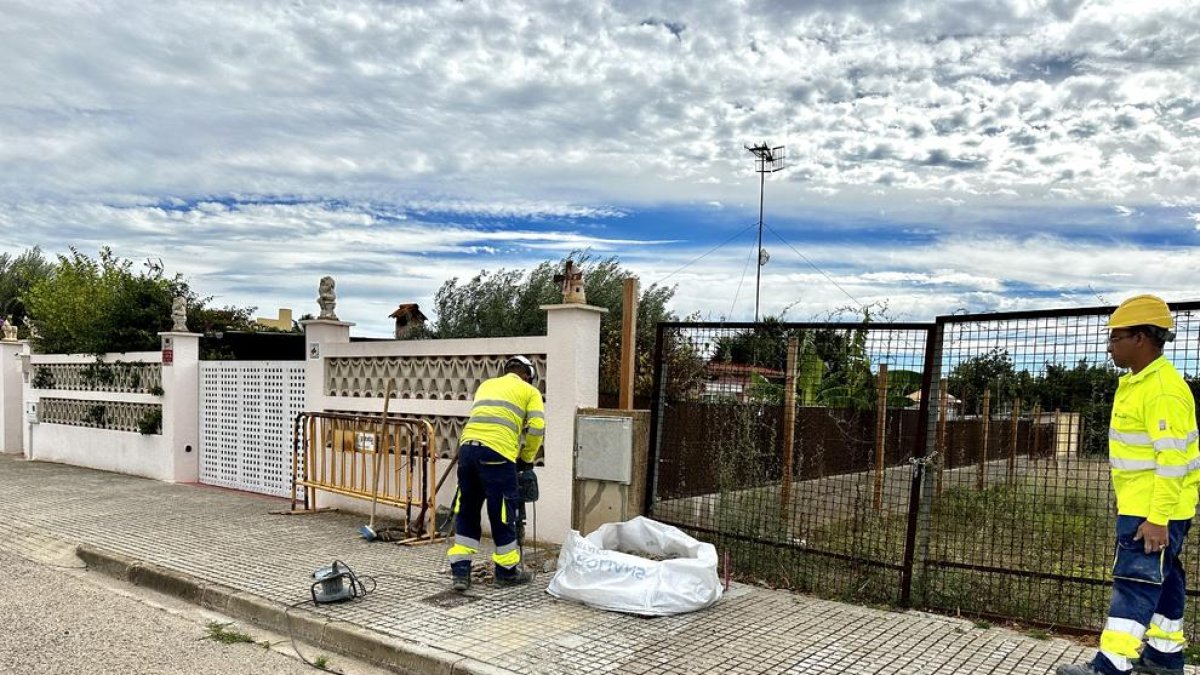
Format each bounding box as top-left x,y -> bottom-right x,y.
0,454 -> 1159,675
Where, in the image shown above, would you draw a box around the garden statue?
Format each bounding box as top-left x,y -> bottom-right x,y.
317,276 -> 338,320
22,317 -> 38,340
1,316 -> 16,342
554,259 -> 586,304
171,296 -> 188,332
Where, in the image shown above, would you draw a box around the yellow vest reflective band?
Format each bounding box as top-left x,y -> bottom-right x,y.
1109,356 -> 1200,525
460,373 -> 546,463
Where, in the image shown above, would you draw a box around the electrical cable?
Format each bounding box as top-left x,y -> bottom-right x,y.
729,228 -> 757,318
763,222 -> 863,309
653,222 -> 757,287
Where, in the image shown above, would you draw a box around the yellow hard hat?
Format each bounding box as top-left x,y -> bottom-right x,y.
1107,294 -> 1174,330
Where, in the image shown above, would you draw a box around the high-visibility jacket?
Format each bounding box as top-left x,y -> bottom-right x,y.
1109,355 -> 1200,525
459,373 -> 545,463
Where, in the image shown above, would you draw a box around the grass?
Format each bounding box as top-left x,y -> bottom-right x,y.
202,621 -> 256,645
686,474 -> 1164,639
313,655 -> 330,669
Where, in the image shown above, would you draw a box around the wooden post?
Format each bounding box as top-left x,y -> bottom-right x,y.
1031,403 -> 1043,460
874,364 -> 888,510
1053,407 -> 1062,467
936,378 -> 948,497
619,278 -> 639,410
780,336 -> 798,517
977,388 -> 991,491
1008,397 -> 1020,486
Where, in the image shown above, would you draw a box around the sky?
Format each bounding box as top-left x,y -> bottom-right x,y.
2,0 -> 1199,337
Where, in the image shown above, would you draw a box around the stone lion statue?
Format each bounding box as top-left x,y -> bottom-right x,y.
317,276 -> 338,320
171,296 -> 188,332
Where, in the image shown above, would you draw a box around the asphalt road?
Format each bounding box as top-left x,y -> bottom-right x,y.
0,547 -> 394,675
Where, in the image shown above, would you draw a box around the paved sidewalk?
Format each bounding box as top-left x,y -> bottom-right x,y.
0,454 -> 1151,675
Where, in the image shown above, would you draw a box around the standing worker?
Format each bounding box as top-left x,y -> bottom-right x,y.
1058,295 -> 1200,675
447,355 -> 544,591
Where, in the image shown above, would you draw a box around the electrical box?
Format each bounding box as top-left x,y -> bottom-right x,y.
575,415 -> 633,484
25,402 -> 37,423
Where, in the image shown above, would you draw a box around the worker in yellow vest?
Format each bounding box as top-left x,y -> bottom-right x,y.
446,356 -> 545,591
1059,295 -> 1200,675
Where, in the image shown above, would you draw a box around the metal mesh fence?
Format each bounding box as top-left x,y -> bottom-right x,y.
647,301 -> 1200,636
648,321 -> 933,606
921,305 -> 1200,635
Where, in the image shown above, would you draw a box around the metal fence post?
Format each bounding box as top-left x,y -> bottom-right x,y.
644,322 -> 668,517
901,322 -> 943,607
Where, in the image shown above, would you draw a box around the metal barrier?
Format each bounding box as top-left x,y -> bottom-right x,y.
290,412 -> 447,544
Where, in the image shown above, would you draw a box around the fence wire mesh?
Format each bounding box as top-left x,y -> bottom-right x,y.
648,321 -> 933,606
921,305 -> 1200,636
647,302 -> 1200,637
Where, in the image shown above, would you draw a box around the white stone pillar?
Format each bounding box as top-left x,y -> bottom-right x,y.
159,332 -> 200,482
540,303 -> 606,540
302,320 -> 353,412
0,339 -> 27,454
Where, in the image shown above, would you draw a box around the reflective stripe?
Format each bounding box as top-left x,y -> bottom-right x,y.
1146,636 -> 1185,654
473,399 -> 525,417
1111,457 -> 1157,471
452,488 -> 461,515
454,535 -> 481,549
1157,463 -> 1194,478
1151,614 -> 1184,633
1105,617 -> 1147,640
525,427 -> 544,437
1147,615 -> 1186,653
469,415 -> 520,434
501,499 -> 508,524
447,542 -> 477,565
1111,428 -> 1153,446
527,411 -> 544,420
492,548 -> 520,568
1153,431 -> 1199,451
1100,614 -> 1145,669
495,540 -> 518,555
1098,649 -> 1133,671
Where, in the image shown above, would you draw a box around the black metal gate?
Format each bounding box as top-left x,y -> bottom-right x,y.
646,301 -> 1200,635
645,320 -> 935,606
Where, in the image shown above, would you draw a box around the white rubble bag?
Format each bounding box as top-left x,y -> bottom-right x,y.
546,516 -> 723,616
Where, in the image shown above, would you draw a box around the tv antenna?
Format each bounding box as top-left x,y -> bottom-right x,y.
745,142 -> 785,323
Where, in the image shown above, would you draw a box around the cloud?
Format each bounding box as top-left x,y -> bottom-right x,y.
2,1 -> 1199,333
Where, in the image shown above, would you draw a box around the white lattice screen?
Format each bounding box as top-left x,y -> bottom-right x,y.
199,361 -> 306,497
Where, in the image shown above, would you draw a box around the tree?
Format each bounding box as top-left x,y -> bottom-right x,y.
430,252 -> 679,397
24,248 -> 258,355
0,247 -> 52,335
947,348 -> 1020,414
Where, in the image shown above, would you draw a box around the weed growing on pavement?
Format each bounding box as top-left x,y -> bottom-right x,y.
313,655 -> 329,668
202,621 -> 256,645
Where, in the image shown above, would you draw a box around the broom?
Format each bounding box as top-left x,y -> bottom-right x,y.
359,378 -> 394,541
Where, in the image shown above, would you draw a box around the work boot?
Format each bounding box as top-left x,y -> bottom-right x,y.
1055,664 -> 1105,675
1133,655 -> 1184,675
494,567 -> 534,588
451,575 -> 471,592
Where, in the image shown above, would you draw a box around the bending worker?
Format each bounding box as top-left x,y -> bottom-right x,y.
447,355 -> 544,591
1059,295 -> 1200,675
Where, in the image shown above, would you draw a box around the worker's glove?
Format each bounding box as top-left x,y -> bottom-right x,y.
516,459 -> 534,472
518,468 -> 540,503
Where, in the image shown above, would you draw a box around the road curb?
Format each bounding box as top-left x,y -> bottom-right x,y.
75,544 -> 518,675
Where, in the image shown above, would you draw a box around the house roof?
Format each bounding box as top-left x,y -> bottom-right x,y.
906,390 -> 962,404
388,304 -> 428,321
704,361 -> 785,379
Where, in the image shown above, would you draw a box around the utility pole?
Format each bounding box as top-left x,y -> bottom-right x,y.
745,142 -> 785,323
